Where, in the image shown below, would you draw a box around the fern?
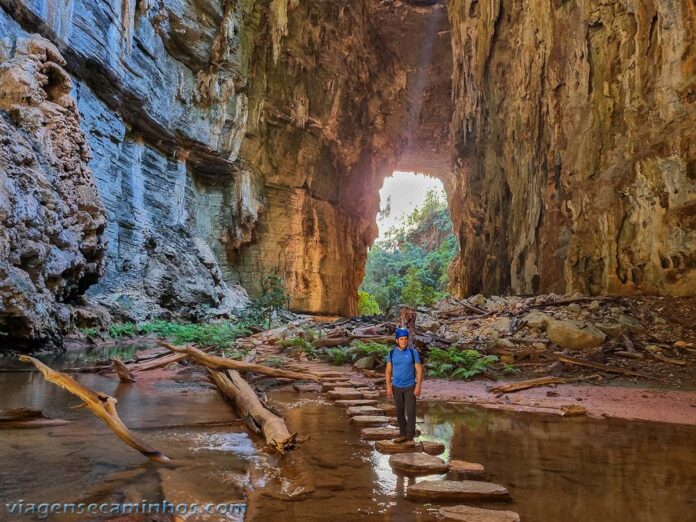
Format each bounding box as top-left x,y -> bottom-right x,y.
426,348 -> 498,380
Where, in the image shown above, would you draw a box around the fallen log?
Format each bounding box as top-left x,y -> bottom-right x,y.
644,347 -> 687,366
112,357 -> 136,382
161,342 -> 319,381
207,369 -> 296,453
19,356 -> 171,464
489,375 -> 601,394
312,336 -> 350,348
0,407 -> 72,429
557,355 -> 647,378
126,352 -> 188,372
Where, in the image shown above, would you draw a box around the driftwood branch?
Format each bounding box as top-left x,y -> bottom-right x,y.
489,375 -> 601,394
207,369 -> 296,453
112,357 -> 136,382
160,342 -> 319,381
558,355 -> 647,378
19,356 -> 171,464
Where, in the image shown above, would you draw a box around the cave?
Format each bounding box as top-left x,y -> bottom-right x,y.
0,0 -> 694,348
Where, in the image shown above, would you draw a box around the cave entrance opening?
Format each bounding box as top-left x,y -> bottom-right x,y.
358,171 -> 458,316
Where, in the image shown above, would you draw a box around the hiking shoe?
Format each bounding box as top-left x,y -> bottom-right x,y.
392,436 -> 408,443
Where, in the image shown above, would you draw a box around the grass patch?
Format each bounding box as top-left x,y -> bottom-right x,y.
79,327 -> 100,337
426,348 -> 498,380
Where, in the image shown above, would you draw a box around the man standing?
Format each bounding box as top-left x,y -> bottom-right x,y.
386,327 -> 423,445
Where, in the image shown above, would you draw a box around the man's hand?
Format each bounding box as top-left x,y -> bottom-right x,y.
414,385 -> 421,397
386,386 -> 393,398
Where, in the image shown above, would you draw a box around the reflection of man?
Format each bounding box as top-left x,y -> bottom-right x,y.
385,328 -> 423,445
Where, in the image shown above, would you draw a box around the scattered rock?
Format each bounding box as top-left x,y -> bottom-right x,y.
293,383 -> 320,393
407,480 -> 510,501
522,311 -> 551,329
618,315 -> 646,335
389,453 -> 448,474
560,404 -> 588,417
448,460 -> 485,477
547,320 -> 606,350
596,323 -> 623,339
439,505 -> 520,522
322,382 -> 352,391
470,294 -> 488,307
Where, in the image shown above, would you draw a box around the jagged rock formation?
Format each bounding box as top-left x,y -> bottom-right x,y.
0,36 -> 106,349
0,0 -> 694,349
447,0 -> 696,298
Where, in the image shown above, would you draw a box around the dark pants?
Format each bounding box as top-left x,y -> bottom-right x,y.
393,385 -> 417,439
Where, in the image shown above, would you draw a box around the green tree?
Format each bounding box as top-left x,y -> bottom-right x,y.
358,290 -> 381,315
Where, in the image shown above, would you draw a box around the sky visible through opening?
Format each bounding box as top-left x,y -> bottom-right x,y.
376,171 -> 444,241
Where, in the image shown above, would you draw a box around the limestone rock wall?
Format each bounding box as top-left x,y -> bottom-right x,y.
447,0 -> 696,298
0,36 -> 106,349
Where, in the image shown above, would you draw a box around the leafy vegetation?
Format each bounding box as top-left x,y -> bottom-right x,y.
360,188 -> 458,313
349,340 -> 391,360
106,320 -> 251,350
278,325 -> 323,359
79,327 -> 100,337
426,348 -> 498,380
358,290 -> 381,316
242,272 -> 290,329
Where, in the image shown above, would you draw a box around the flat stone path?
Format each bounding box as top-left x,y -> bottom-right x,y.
327,388 -> 364,400
439,506 -> 520,522
389,453 -> 448,475
407,480 -> 510,501
350,415 -> 391,427
335,399 -> 378,407
449,459 -> 485,477
361,427 -> 421,440
346,406 -> 385,417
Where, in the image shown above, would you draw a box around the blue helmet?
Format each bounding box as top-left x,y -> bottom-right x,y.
395,327 -> 409,339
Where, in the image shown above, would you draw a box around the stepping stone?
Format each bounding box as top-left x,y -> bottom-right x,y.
407,480 -> 510,501
322,382 -> 351,391
421,440 -> 446,456
449,460 -> 485,477
319,375 -> 349,382
360,427 -> 421,440
439,505 -> 520,522
389,453 -> 448,475
350,415 -> 390,427
346,406 -> 384,417
335,399 -> 378,408
360,391 -> 381,399
293,382 -> 320,393
327,388 -> 364,400
375,440 -> 423,454
379,403 -> 397,416
317,372 -> 345,378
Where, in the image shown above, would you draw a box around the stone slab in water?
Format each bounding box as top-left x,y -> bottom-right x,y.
346,406 -> 384,417
375,440 -> 424,454
389,453 -> 448,475
379,403 -> 398,416
439,505 -> 520,522
407,480 -> 510,501
361,427 -> 421,440
360,390 -> 381,399
421,440 -> 446,456
335,399 -> 379,408
322,382 -> 352,391
327,388 -> 364,400
350,415 -> 390,427
449,460 -> 485,476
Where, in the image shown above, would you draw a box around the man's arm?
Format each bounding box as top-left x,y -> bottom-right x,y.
386,362 -> 393,397
414,363 -> 423,397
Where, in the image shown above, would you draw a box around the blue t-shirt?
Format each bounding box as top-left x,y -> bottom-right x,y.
387,347 -> 421,388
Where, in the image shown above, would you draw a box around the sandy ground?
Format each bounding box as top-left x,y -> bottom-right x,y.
420,378 -> 696,425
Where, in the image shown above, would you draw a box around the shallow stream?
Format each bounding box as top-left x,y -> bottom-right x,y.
1,345 -> 694,521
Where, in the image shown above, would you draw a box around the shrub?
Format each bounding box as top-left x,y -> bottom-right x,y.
427,348 -> 498,380
349,340 -> 391,360
323,348 -> 350,366
358,290 -> 381,316
106,320 -> 251,350
243,272 -> 290,329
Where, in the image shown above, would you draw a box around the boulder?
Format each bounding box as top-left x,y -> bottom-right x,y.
595,323 -> 623,338
523,311 -> 551,329
352,356 -> 376,370
389,453 -> 448,474
407,480 -> 510,501
546,320 -> 606,350
491,317 -> 511,334
470,294 -> 488,307
439,505 -> 520,522
618,314 -> 646,335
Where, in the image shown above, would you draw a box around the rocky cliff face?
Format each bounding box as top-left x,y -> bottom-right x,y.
1,0 -> 694,349
0,36 -> 106,349
447,0 -> 696,298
